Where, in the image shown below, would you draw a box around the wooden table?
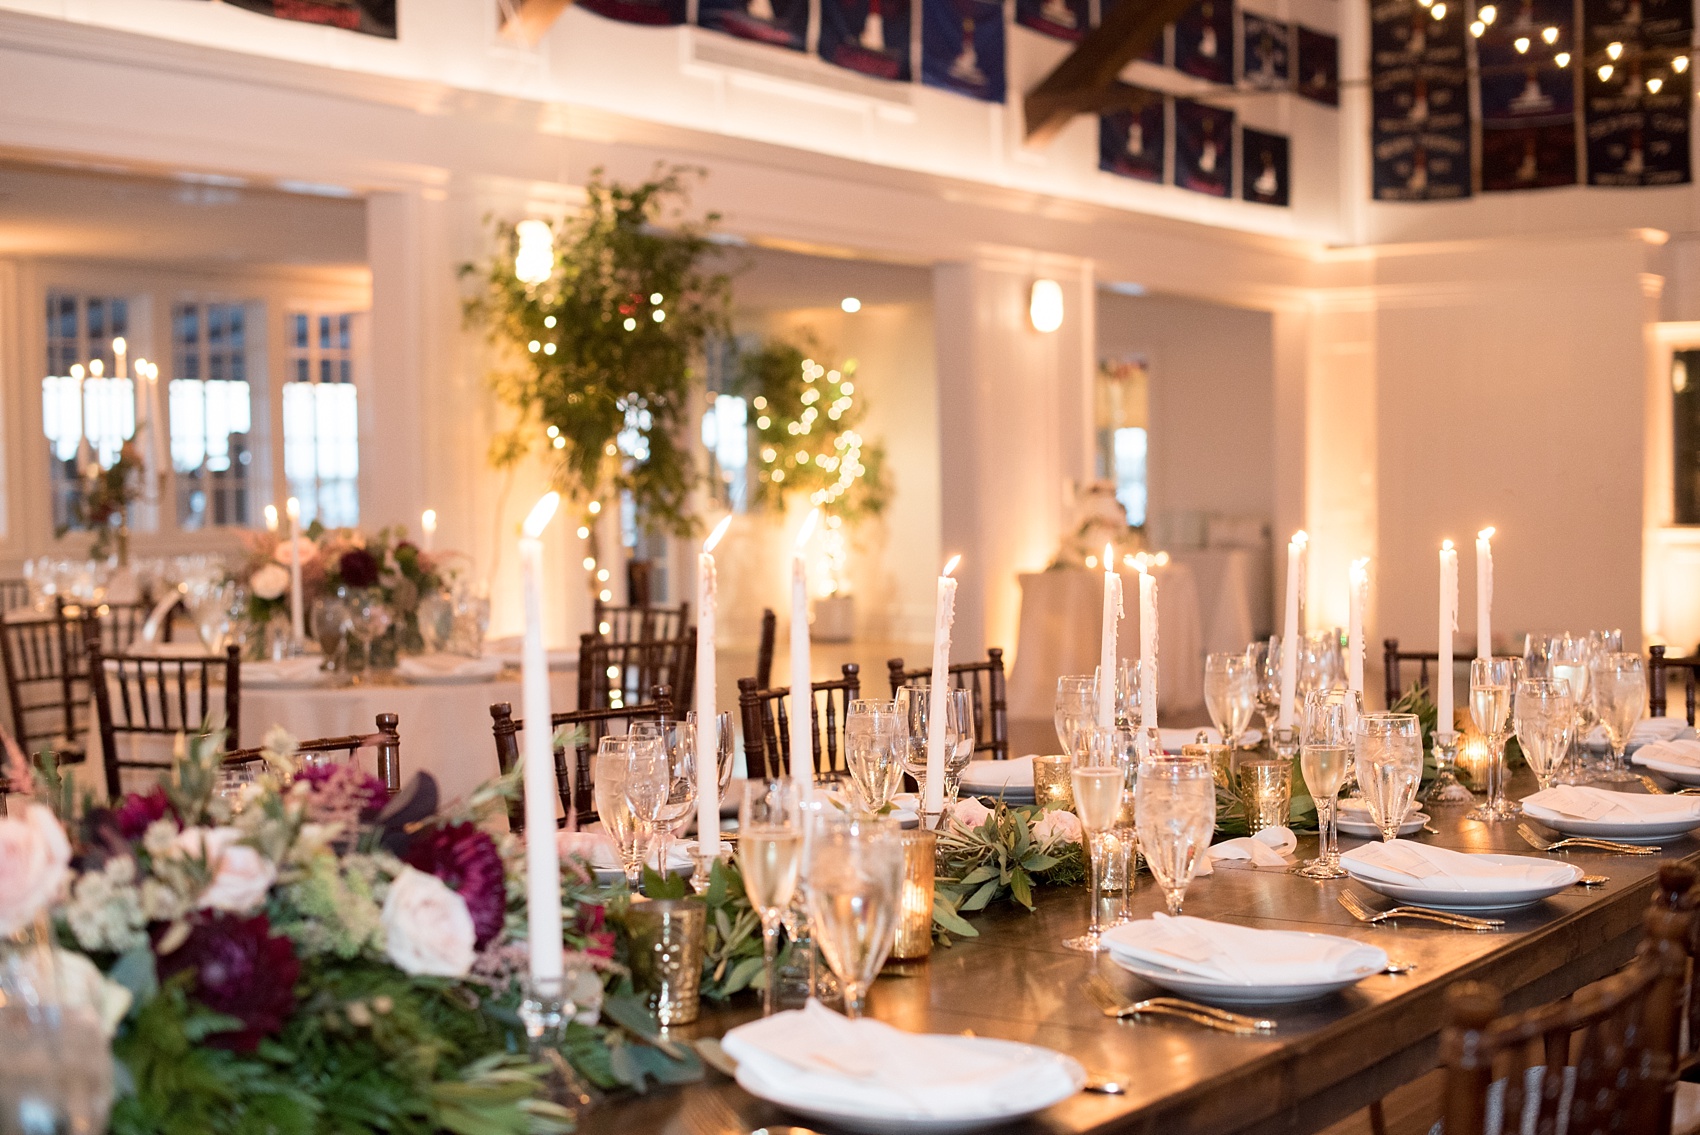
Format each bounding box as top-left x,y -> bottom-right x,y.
582,776 -> 1700,1135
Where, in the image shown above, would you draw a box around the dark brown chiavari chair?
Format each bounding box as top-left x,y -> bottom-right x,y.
578,629 -> 696,712
755,608 -> 777,690
0,603 -> 95,767
1382,638 -> 1440,711
85,623 -> 241,799
886,648 -> 1009,761
490,685 -> 674,831
1650,645 -> 1700,725
0,579 -> 30,614
1439,873 -> 1690,1135
224,712 -> 403,797
738,664 -> 860,781
591,601 -> 690,645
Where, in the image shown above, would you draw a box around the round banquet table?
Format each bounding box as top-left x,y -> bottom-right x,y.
1007,563 -> 1205,724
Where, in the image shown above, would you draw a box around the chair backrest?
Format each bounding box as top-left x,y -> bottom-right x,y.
1439,883 -> 1690,1135
886,648 -> 1009,761
578,629 -> 696,712
92,601 -> 156,654
490,685 -> 674,831
0,604 -> 95,764
738,664 -> 861,781
0,579 -> 30,614
590,601 -> 691,645
755,608 -> 777,691
1649,645 -> 1700,725
84,623 -> 240,800
224,712 -> 403,796
1382,638 -> 1438,712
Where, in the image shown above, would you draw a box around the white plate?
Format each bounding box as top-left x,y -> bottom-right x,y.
734,1036 -> 1084,1135
959,786 -> 1036,804
1107,939 -> 1385,1006
588,843 -> 698,885
1519,800 -> 1700,844
1336,810 -> 1429,839
1630,753 -> 1700,786
1343,856 -> 1581,912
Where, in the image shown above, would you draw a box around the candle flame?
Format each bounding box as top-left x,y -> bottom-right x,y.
705,514 -> 733,554
1293,530 -> 1308,545
285,496 -> 300,520
1103,543 -> 1114,570
796,507 -> 820,549
1134,552 -> 1150,575
1478,526 -> 1495,540
264,504 -> 278,531
1442,538 -> 1455,551
421,508 -> 437,533
1350,556 -> 1370,583
522,491 -> 561,538
942,554 -> 961,577
112,337 -> 126,355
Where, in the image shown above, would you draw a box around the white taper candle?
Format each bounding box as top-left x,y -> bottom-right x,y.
519,491 -> 564,984
790,510 -> 820,797
696,515 -> 732,860
1438,540 -> 1458,729
924,554 -> 961,818
286,497 -> 305,643
1475,527 -> 1494,660
1277,531 -> 1308,728
1098,544 -> 1122,728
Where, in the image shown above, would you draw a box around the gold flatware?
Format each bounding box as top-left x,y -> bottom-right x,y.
1516,823 -> 1658,855
1383,959 -> 1419,974
1084,1074 -> 1128,1094
1087,974 -> 1270,1028
1577,875 -> 1610,887
1337,890 -> 1503,931
1637,774 -> 1671,795
1085,974 -> 1276,1034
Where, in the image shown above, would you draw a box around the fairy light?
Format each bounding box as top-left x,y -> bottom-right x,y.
1606,41 -> 1623,59
1541,25 -> 1557,42
1514,36 -> 1529,52
1556,51 -> 1571,66
1600,63 -> 1614,80
1675,54 -> 1691,73
1648,76 -> 1664,93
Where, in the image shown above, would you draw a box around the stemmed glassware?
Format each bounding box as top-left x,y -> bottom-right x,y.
1249,637 -> 1282,739
1135,756 -> 1216,916
1356,713 -> 1424,842
346,589 -> 392,679
686,710 -> 735,892
1053,675 -> 1099,758
1513,678 -> 1575,792
312,594 -> 353,672
895,685 -> 972,810
1295,689 -> 1356,878
634,720 -> 697,879
1592,652 -> 1648,782
1115,658 -> 1144,727
1204,652 -> 1257,749
845,699 -> 906,813
804,811 -> 903,1019
1468,658 -> 1522,821
1298,631 -> 1344,699
1066,726 -> 1136,952
738,779 -> 804,1018
1547,634 -> 1596,784
593,735 -> 666,888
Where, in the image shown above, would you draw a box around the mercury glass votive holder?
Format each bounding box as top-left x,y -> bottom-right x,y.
891,829 -> 938,960
1238,759 -> 1293,835
1033,754 -> 1075,811
624,898 -> 707,1028
1183,743 -> 1234,794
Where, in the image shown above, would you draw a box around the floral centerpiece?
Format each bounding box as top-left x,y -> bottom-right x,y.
57,442 -> 144,564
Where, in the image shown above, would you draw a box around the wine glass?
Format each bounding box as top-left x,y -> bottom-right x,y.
1135,756 -> 1216,916
1115,657 -> 1144,727
1514,678 -> 1575,792
1547,633 -> 1594,784
1053,675 -> 1099,759
0,935 -> 116,1135
346,589 -> 392,679
312,594 -> 352,672
895,685 -> 970,813
940,688 -> 975,804
1066,726 -> 1135,953
1592,652 -> 1648,782
1468,658 -> 1522,821
417,591 -> 454,654
1248,637 -> 1282,738
593,735 -> 663,888
738,778 -> 804,1017
637,720 -> 696,881
685,710 -> 735,892
1295,689 -> 1355,879
845,699 -> 905,813
804,811 -> 903,1019
1356,713 -> 1423,842
1298,631 -> 1344,699
1204,652 -> 1257,749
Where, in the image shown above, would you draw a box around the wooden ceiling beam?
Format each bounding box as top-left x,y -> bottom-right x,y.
498,0 -> 574,46
1023,0 -> 1200,146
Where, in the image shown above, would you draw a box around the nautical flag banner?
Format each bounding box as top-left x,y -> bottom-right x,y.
1371,0 -> 1472,199
1098,0 -> 1166,64
821,0 -> 913,78
1175,0 -> 1235,83
1242,126 -> 1290,205
1016,0 -> 1089,41
699,0 -> 809,50
1582,0 -> 1692,185
580,0 -> 687,25
1099,89 -> 1167,182
219,0 -> 395,35
1294,24 -> 1339,105
1174,99 -> 1235,195
1241,11 -> 1291,89
922,0 -> 1007,101
1478,0 -> 1577,191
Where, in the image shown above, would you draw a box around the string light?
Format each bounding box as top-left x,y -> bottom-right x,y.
1648,76 -> 1665,93
1675,55 -> 1690,73
1514,36 -> 1529,52
1431,3 -> 1446,19
1606,41 -> 1623,59
1541,25 -> 1558,43
1470,19 -> 1485,36
1599,63 -> 1614,80
1556,51 -> 1571,66
1478,3 -> 1496,22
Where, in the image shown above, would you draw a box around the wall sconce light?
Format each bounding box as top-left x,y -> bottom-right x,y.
514,219 -> 555,286
1029,278 -> 1064,333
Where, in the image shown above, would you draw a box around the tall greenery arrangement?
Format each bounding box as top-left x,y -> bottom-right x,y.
464,167 -> 733,536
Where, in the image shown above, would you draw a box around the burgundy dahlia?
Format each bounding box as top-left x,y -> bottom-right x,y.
156,913 -> 299,1052
338,548 -> 381,588
114,787 -> 175,841
403,823 -> 506,947
575,903 -> 615,960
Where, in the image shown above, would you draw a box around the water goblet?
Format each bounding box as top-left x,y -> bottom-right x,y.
895,685 -> 970,816
1204,652 -> 1257,750
738,779 -> 804,1017
1065,726 -> 1136,952
1116,657 -> 1144,727
804,811 -> 903,1018
346,589 -> 393,680
845,699 -> 905,813
1135,756 -> 1216,916
1467,657 -> 1523,821
1547,633 -> 1595,784
1248,637 -> 1282,738
1592,652 -> 1647,782
1514,678 -> 1575,792
1053,675 -> 1099,760
312,594 -> 353,672
593,736 -> 661,887
1357,712 -> 1424,841
639,720 -> 697,882
1295,689 -> 1355,879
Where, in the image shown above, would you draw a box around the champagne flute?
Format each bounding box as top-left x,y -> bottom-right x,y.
1514,678 -> 1574,792
804,811 -> 903,1018
941,687 -> 974,804
1066,726 -> 1135,952
1295,689 -> 1355,879
738,778 -> 804,1017
1204,652 -> 1257,750
594,736 -> 651,887
1356,713 -> 1423,842
1053,675 -> 1099,759
1468,658 -> 1522,821
1592,652 -> 1647,782
644,720 -> 697,879
1548,634 -> 1594,784
1135,756 -> 1216,916
1249,637 -> 1282,738
845,699 -> 905,813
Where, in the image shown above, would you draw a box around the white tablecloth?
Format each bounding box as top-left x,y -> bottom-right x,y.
1007,564 -> 1205,721
1167,547 -> 1267,653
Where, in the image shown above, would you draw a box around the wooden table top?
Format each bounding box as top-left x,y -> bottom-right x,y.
581,774 -> 1700,1135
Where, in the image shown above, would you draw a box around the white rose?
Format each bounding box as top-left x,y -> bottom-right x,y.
948,798 -> 992,830
1031,809 -> 1083,848
54,950 -> 133,1038
0,803 -> 71,935
175,826 -> 276,914
272,536 -> 318,568
382,866 -> 475,978
250,562 -> 291,601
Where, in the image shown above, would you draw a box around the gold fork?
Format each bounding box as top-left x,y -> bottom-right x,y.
1633,774 -> 1700,797
1516,822 -> 1658,855
1084,974 -> 1277,1034
1337,890 -> 1503,931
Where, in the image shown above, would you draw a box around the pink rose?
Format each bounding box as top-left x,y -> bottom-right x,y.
948,798 -> 992,830
1031,809 -> 1083,848
175,827 -> 276,914
0,804 -> 71,935
382,866 -> 475,978
272,537 -> 318,568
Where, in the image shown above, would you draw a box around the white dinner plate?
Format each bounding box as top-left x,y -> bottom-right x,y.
586,842 -> 698,885
734,1036 -> 1084,1135
1342,856 -> 1581,912
1107,937 -> 1385,1006
1519,800 -> 1700,844
1336,809 -> 1429,839
1630,752 -> 1700,787
959,785 -> 1036,804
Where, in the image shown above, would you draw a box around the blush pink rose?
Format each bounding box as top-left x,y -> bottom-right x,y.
1031,809 -> 1083,848
175,827 -> 277,914
382,866 -> 476,978
0,804 -> 71,935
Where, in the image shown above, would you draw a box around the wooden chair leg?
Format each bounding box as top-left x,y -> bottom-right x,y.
1368,1099 -> 1390,1135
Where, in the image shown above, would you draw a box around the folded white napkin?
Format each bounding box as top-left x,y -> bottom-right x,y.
241,657 -> 326,685
1341,840 -> 1576,892
960,755 -> 1035,789
1523,785 -> 1700,822
395,654 -> 503,682
722,1001 -> 1078,1119
1193,826 -> 1295,877
557,830 -> 694,872
1632,739 -> 1700,770
1103,914 -> 1386,986
1631,716 -> 1690,743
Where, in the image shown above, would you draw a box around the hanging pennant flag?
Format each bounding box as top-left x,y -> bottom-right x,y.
1016,0 -> 1089,41
821,0 -> 913,77
1371,0 -> 1471,199
1175,0 -> 1235,84
699,0 -> 808,50
922,0 -> 1007,101
1478,0 -> 1577,191
1294,24 -> 1339,105
1241,12 -> 1292,89
1174,99 -> 1235,195
580,0 -> 687,25
219,0 -> 395,36
1100,88 -> 1167,182
1098,0 -> 1166,64
1583,0 -> 1692,186
1242,127 -> 1290,204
